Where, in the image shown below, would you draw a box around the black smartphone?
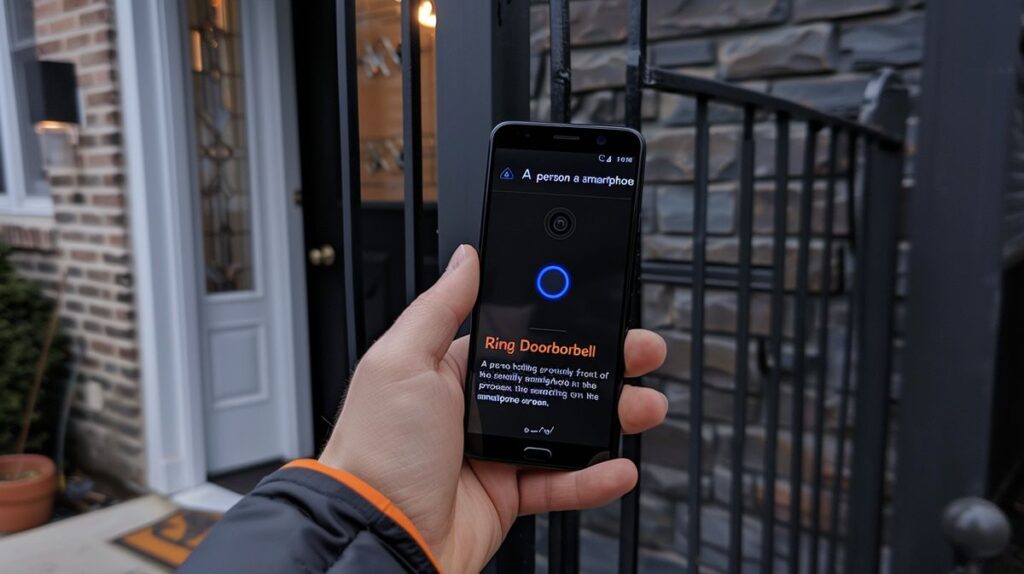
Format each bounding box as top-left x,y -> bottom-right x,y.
463,121 -> 646,470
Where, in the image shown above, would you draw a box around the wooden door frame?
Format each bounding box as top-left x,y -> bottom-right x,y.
117,0 -> 312,494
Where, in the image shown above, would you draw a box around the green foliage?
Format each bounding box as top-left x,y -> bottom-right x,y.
0,244 -> 69,455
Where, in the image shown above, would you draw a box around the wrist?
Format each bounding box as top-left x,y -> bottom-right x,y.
287,459 -> 443,572
437,515 -> 508,574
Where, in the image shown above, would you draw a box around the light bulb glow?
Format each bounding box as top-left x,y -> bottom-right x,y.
418,1 -> 436,28
35,120 -> 76,133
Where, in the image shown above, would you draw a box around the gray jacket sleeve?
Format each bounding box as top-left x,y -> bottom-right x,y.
178,462 -> 440,574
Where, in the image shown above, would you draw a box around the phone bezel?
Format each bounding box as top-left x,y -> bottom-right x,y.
463,121 -> 647,471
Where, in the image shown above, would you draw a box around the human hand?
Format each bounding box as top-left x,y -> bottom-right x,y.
318,245 -> 668,573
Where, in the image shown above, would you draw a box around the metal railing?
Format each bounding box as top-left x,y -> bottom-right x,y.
529,2 -> 906,573
335,0 -> 427,368
503,0 -> 905,568
334,0 -> 908,572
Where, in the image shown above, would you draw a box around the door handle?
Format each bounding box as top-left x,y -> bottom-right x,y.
308,244 -> 336,267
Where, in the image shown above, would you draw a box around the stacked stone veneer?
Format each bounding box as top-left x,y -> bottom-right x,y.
529,0 -> 922,572
1,0 -> 143,490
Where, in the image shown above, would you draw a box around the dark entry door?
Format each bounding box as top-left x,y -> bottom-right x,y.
292,0 -> 349,447
292,1 -> 439,448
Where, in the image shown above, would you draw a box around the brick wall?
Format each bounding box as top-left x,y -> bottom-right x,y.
0,0 -> 143,490
529,0 -> 922,571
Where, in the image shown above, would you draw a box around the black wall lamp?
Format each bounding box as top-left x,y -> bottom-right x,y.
25,60 -> 79,138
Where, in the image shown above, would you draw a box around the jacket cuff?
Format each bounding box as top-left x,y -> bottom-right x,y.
283,459 -> 442,573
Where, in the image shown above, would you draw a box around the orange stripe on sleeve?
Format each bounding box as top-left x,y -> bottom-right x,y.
283,459 -> 443,573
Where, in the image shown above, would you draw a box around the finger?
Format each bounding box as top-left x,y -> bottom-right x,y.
624,329 -> 667,378
379,245 -> 480,363
517,459 -> 638,516
618,385 -> 668,434
441,335 -> 470,384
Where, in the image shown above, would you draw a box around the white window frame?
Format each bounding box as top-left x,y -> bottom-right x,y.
0,1 -> 53,217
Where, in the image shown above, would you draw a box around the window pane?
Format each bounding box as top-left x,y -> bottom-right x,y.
8,0 -> 35,47
8,1 -> 47,198
186,0 -> 254,293
12,46 -> 48,196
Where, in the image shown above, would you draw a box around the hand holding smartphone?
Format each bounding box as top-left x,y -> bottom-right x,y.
464,122 -> 646,470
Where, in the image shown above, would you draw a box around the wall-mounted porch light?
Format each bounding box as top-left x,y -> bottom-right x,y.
26,60 -> 79,132
25,60 -> 79,167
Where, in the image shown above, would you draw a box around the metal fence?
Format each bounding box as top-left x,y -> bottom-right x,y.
536,3 -> 907,573
335,0 -> 427,370
334,0 -> 908,572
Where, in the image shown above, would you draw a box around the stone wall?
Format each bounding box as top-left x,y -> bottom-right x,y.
529,0 -> 922,571
0,0 -> 144,490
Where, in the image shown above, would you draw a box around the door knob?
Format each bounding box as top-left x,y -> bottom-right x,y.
308,244 -> 336,267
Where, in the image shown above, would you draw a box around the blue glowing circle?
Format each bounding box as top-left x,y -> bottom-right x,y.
536,265 -> 570,300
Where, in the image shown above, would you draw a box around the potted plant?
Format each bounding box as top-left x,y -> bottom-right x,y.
0,244 -> 68,532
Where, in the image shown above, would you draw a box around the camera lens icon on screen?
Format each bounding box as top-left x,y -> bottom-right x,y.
544,208 -> 576,240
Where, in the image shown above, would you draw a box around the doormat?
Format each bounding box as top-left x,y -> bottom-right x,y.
112,509 -> 222,569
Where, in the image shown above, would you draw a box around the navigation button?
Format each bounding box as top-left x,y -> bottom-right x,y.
523,447 -> 552,462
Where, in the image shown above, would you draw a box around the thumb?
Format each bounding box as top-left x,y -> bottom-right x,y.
378,244 -> 480,364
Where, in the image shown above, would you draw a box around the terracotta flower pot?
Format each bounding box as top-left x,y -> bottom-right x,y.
0,454 -> 57,533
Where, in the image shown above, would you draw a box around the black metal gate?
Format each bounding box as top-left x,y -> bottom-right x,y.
331,0 -> 909,572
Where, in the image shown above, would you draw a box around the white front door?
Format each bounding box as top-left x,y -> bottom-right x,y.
183,0 -> 309,474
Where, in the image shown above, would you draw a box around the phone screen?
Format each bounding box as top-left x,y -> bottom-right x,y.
465,123 -> 645,469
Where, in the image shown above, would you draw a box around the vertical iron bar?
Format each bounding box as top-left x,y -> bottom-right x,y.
789,121 -> 820,574
434,0 -> 530,265
488,515 -> 537,574
624,0 -> 646,127
844,133 -> 858,256
760,112 -> 790,574
549,515 -> 564,574
728,105 -> 756,574
620,2 -> 646,573
434,3 -> 533,569
549,510 -> 580,574
336,0 -> 365,364
687,94 -> 710,574
826,134 -> 859,574
401,0 -> 424,303
809,128 -> 839,572
844,136 -> 858,255
549,0 -> 571,123
891,0 -> 1015,564
845,140 -> 904,574
618,436 -> 641,574
847,71 -> 907,574
548,2 -> 577,564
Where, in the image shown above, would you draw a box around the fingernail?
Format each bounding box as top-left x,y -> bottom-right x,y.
446,244 -> 469,274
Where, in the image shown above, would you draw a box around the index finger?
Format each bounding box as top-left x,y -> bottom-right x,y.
378,245 -> 480,364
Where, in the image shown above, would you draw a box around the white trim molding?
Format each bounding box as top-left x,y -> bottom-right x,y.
117,0 -> 207,493
254,0 -> 314,461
